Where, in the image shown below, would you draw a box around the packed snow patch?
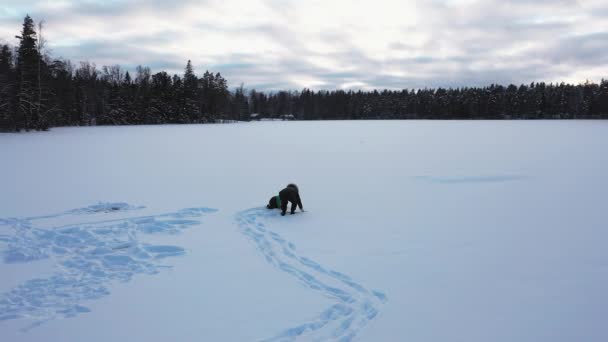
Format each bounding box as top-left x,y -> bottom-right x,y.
0,205 -> 217,329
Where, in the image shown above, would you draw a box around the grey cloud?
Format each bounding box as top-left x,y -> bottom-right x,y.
55,0 -> 208,18
206,0 -> 605,90
2,0 -> 607,91
205,22 -> 589,91
590,7 -> 608,18
356,62 -> 560,91
51,39 -> 184,72
388,42 -> 418,52
544,32 -> 608,66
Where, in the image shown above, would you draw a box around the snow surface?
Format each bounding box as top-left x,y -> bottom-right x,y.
1,121 -> 607,341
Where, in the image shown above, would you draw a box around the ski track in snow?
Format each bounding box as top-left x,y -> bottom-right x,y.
1,203 -> 386,340
0,203 -> 217,330
236,208 -> 387,342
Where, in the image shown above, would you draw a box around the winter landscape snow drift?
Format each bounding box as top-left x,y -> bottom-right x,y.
1,121 -> 607,342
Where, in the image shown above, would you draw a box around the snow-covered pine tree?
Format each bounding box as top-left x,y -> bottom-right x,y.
0,44 -> 16,131
15,15 -> 41,131
100,65 -> 127,125
597,79 -> 608,118
213,72 -> 229,120
134,65 -> 152,124
74,61 -> 99,125
232,83 -> 249,121
183,60 -> 199,123
150,71 -> 173,124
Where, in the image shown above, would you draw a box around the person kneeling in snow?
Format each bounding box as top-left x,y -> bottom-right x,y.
266,183 -> 304,216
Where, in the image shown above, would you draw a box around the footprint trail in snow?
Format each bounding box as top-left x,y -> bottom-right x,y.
0,203 -> 217,330
236,208 -> 387,342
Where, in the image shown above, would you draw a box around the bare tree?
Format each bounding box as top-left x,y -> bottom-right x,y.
102,65 -> 123,86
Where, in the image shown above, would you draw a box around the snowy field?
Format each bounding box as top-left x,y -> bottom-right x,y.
1,120 -> 607,342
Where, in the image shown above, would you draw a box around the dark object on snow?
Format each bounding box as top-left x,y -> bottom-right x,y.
266,183 -> 304,216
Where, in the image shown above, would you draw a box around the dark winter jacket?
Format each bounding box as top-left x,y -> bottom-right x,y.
267,184 -> 303,215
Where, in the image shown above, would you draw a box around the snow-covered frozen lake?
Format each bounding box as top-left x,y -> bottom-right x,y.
1,120 -> 607,341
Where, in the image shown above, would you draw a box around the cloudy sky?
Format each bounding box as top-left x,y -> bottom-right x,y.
0,0 -> 606,91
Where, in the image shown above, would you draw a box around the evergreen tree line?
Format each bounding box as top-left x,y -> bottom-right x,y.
0,15 -> 231,131
2,16 -> 608,132
252,81 -> 608,120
